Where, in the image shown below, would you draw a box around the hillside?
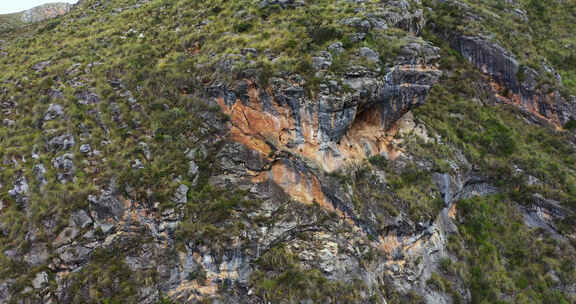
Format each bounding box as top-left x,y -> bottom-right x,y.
0,0 -> 575,303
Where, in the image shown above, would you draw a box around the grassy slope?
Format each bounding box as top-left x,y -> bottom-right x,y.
411,31 -> 576,303
0,13 -> 23,31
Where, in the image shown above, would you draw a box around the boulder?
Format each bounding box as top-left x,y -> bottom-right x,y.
44,103 -> 64,121
47,134 -> 75,152
52,153 -> 75,183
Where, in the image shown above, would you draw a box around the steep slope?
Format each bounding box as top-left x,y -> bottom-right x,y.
0,0 -> 575,303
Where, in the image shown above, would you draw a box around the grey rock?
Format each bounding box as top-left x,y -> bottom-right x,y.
88,184 -> 124,221
457,182 -> 498,200
32,272 -> 49,289
173,184 -> 189,205
53,227 -> 80,248
75,90 -> 101,105
31,60 -> 52,72
212,38 -> 441,170
79,144 -> 91,154
185,146 -> 206,161
21,3 -> 71,23
433,173 -> 458,205
24,243 -> 49,266
0,281 -> 11,303
529,194 -> 569,220
47,134 -> 75,152
44,103 -> 64,121
453,36 -> 520,92
188,160 -> 199,178
451,35 -> 576,125
56,244 -> 91,265
3,249 -> 18,260
159,221 -> 179,233
346,32 -> 366,43
33,163 -> 47,186
312,51 -> 333,71
70,210 -> 93,229
8,175 -> 29,205
161,208 -> 178,221
520,194 -> 569,241
110,102 -> 122,123
378,3 -> 425,34
2,119 -> 15,127
131,159 -> 145,169
359,47 -> 380,63
327,42 -> 345,55
138,142 -> 151,160
125,256 -> 150,271
52,153 -> 75,183
341,17 -> 372,32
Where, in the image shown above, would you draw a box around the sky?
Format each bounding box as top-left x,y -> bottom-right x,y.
0,0 -> 78,14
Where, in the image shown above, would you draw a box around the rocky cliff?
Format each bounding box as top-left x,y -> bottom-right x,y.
0,3 -> 72,31
20,3 -> 72,24
0,0 -> 575,303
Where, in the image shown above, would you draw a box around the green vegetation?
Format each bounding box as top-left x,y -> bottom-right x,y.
387,166 -> 444,222
176,185 -> 261,249
401,29 -> 576,304
450,195 -> 575,303
414,32 -> 576,210
0,13 -> 23,31
65,248 -> 145,303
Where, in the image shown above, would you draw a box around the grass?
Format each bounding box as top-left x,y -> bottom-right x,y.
453,195 -> 575,304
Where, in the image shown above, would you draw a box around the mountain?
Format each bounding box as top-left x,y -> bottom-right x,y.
0,0 -> 575,303
20,3 -> 73,23
0,3 -> 72,31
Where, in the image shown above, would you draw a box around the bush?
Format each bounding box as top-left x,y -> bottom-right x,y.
563,119 -> 576,130
478,119 -> 517,156
308,25 -> 342,45
234,22 -> 253,33
368,155 -> 388,168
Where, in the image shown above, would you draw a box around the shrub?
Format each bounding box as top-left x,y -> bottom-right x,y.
563,119 -> 576,130
308,25 -> 342,45
234,22 -> 253,33
368,155 -> 388,169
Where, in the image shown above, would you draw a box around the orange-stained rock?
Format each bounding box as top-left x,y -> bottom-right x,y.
455,35 -> 575,129
211,46 -> 442,230
218,83 -> 405,173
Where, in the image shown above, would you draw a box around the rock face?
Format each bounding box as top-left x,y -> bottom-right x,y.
206,32 -> 442,247
451,35 -> 576,126
212,43 -> 441,174
20,3 -> 72,23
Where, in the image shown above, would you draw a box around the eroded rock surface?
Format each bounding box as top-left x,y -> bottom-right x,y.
451,35 -> 576,126
20,3 -> 72,23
